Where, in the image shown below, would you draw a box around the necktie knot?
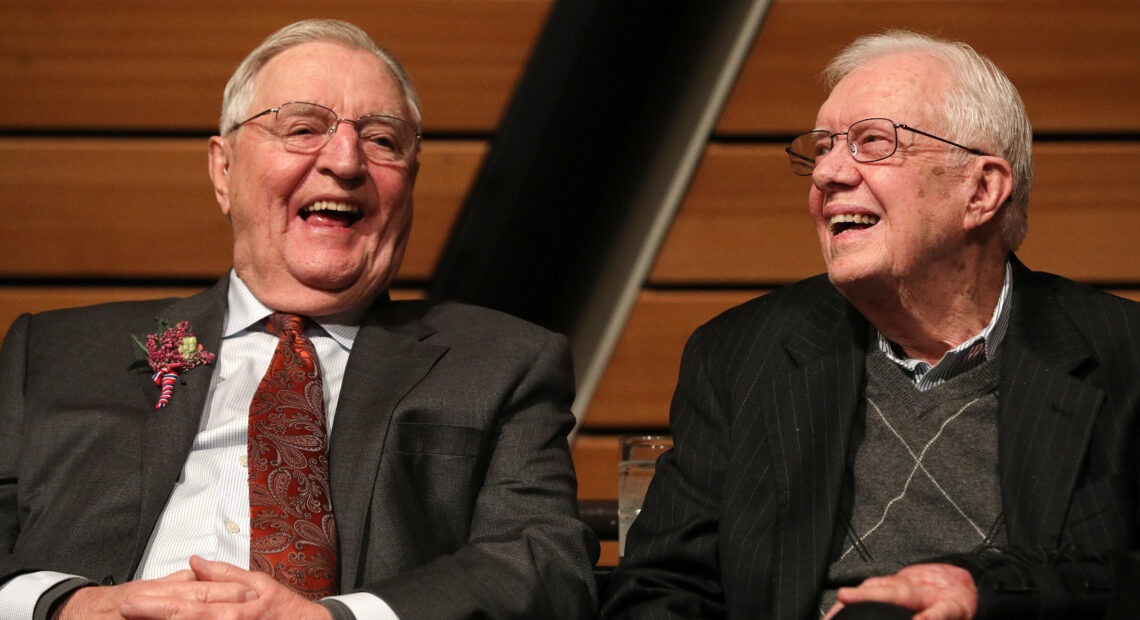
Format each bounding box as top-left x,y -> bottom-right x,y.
268,312 -> 306,341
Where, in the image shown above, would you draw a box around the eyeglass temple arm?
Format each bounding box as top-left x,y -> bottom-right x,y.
898,125 -> 988,156
227,108 -> 278,135
786,148 -> 815,165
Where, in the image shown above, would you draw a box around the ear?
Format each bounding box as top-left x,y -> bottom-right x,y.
207,136 -> 233,217
963,156 -> 1013,232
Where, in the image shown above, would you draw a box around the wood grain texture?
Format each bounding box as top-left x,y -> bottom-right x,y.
721,0 -> 1140,133
0,138 -> 483,280
6,2 -> 1135,134
0,0 -> 551,132
586,290 -> 762,429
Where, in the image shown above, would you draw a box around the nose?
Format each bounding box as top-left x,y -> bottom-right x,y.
318,119 -> 368,178
811,134 -> 860,189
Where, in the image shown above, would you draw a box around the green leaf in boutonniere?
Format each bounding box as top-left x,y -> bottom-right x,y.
130,319 -> 216,409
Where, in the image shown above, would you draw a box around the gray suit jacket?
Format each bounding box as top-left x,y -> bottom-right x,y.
603,259 -> 1140,619
0,278 -> 598,619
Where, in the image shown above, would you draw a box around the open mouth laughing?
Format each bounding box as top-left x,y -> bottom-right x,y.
829,213 -> 879,236
300,200 -> 364,227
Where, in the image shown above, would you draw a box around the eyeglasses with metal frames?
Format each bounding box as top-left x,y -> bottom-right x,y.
785,117 -> 988,176
229,101 -> 421,164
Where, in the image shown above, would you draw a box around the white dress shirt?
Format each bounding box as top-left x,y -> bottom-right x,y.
0,272 -> 397,619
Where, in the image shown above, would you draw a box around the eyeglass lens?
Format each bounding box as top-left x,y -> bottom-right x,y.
273,102 -> 417,163
786,118 -> 898,175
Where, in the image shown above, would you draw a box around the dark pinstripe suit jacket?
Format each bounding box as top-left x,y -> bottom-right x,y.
603,259 -> 1140,619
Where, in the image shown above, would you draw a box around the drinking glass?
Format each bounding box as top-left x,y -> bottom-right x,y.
618,435 -> 672,559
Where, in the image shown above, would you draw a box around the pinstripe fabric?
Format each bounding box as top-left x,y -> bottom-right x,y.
602,258 -> 1140,619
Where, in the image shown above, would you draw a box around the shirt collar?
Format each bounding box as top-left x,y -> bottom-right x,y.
223,270 -> 364,350
876,261 -> 1013,386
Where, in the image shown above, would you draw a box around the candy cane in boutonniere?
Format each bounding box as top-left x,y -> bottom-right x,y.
130,319 -> 216,409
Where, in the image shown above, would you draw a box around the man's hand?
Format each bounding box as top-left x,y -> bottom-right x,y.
823,563 -> 978,620
57,569 -> 252,619
117,556 -> 332,620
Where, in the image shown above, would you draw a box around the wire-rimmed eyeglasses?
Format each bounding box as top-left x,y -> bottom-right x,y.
785,117 -> 987,176
229,101 -> 421,164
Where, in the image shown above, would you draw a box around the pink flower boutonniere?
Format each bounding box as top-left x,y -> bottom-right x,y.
130,319 -> 216,409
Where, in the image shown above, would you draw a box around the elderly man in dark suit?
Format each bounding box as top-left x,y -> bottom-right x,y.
603,30 -> 1140,619
0,19 -> 597,620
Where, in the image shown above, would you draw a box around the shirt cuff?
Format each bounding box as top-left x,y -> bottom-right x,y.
323,592 -> 400,620
0,572 -> 88,620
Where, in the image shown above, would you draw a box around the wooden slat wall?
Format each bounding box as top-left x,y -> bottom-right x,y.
719,0 -> 1140,134
2,0 -> 551,133
0,139 -> 482,280
3,1 -> 1138,567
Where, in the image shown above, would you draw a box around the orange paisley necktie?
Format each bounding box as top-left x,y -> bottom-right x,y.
247,312 -> 338,599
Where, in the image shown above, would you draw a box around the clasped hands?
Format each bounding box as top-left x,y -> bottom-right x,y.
57,556 -> 332,620
823,563 -> 978,620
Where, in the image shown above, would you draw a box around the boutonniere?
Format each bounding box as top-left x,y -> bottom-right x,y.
130,319 -> 216,409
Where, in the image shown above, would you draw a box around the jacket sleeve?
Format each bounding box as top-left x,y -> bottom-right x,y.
601,326 -> 730,619
938,545 -> 1138,619
0,314 -> 30,582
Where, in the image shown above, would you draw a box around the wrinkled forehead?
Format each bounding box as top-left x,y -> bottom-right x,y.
816,53 -> 949,131
251,41 -> 410,118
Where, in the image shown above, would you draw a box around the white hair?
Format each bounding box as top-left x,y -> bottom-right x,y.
218,19 -> 422,136
825,30 -> 1033,250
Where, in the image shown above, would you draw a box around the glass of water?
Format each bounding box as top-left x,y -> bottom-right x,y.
618,435 -> 673,559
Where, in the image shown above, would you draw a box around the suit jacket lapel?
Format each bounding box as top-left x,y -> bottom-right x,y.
777,288 -> 867,501
998,261 -> 1103,547
132,279 -> 229,570
760,287 -> 867,610
327,300 -> 447,587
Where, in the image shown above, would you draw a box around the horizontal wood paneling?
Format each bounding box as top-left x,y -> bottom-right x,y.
651,142 -> 1140,285
721,0 -> 1140,134
0,287 -> 207,334
6,2 -> 1135,135
10,139 -> 1128,287
0,0 -> 551,133
586,290 -> 761,429
573,434 -> 623,500
0,139 -> 484,280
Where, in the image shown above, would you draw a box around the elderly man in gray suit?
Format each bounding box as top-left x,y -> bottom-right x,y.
0,19 -> 597,620
603,31 -> 1140,619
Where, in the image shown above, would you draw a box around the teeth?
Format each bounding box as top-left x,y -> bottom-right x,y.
304,200 -> 359,214
829,213 -> 879,227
